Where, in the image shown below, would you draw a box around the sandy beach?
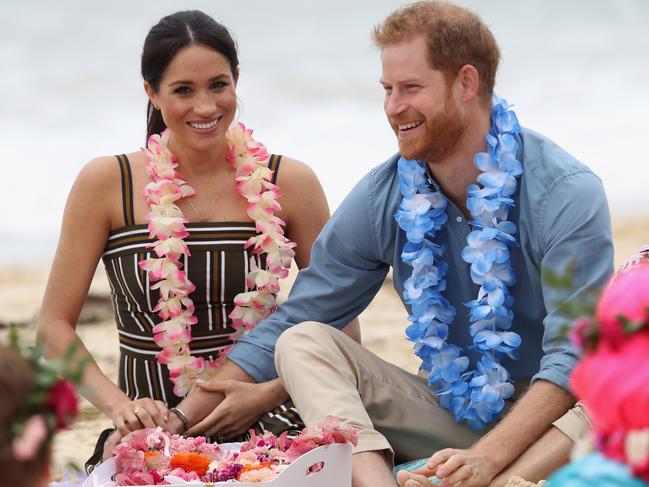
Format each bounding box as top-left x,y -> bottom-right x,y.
0,217 -> 646,479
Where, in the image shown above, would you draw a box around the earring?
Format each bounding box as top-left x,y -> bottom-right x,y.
152,103 -> 159,110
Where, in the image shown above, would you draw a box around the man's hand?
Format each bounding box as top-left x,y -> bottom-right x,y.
185,379 -> 286,438
411,448 -> 500,487
170,360 -> 256,434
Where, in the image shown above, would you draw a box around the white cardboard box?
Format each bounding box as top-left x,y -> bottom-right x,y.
83,443 -> 352,487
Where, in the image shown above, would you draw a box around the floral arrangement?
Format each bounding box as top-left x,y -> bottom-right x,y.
547,263 -> 649,486
394,95 -> 523,429
110,416 -> 358,485
4,327 -> 83,462
139,123 -> 295,397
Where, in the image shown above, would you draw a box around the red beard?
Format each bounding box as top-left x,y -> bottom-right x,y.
392,93 -> 466,163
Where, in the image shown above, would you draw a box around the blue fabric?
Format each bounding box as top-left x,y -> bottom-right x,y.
228,127 -> 614,393
546,452 -> 647,486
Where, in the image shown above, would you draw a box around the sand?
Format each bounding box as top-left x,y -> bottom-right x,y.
0,217 -> 646,481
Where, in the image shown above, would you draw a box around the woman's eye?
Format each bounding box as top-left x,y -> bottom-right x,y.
173,86 -> 191,94
210,81 -> 227,90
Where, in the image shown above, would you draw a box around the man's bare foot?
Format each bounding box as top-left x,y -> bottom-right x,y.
397,470 -> 436,486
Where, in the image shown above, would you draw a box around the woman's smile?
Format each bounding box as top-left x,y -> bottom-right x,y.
187,115 -> 223,133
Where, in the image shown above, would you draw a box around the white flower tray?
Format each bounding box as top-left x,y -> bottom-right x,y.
83,443 -> 351,487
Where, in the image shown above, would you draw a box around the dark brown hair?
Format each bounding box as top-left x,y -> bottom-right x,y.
142,10 -> 239,140
0,345 -> 49,485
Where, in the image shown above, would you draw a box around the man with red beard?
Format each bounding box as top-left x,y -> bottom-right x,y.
195,2 -> 614,486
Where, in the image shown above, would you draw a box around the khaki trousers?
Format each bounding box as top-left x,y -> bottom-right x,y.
275,322 -> 589,465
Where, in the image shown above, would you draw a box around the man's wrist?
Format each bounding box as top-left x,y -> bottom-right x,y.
264,379 -> 289,410
470,438 -> 510,473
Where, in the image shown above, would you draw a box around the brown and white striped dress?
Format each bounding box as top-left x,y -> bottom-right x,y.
102,153 -> 302,436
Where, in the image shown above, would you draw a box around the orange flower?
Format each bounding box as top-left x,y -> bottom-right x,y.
170,452 -> 212,476
241,462 -> 271,473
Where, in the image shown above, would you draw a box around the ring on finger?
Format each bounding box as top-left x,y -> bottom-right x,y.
133,406 -> 143,416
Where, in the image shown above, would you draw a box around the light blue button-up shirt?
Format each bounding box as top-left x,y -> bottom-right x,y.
229,128 -> 614,392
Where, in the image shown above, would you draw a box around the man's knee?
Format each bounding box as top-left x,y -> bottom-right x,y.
274,321 -> 335,370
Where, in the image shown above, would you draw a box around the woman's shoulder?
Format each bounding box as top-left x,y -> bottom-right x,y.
73,155 -> 119,188
272,155 -> 320,189
71,152 -> 146,203
77,151 -> 144,183
271,155 -> 328,220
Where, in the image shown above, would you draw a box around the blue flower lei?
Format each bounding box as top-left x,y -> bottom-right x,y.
394,95 -> 523,429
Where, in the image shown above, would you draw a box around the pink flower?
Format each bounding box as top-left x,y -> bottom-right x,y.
143,450 -> 170,471
229,291 -> 276,329
151,237 -> 191,261
150,271 -> 196,300
285,416 -> 359,462
124,429 -> 152,452
596,263 -> 649,348
235,166 -> 274,198
571,331 -> 649,467
147,215 -> 189,240
114,444 -> 146,472
139,258 -> 179,282
153,295 -> 195,320
166,467 -> 201,481
246,261 -> 280,293
152,319 -> 192,347
238,466 -> 277,482
114,470 -> 158,485
12,415 -> 48,461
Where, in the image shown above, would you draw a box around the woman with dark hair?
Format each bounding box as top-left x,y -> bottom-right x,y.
36,9 -> 359,466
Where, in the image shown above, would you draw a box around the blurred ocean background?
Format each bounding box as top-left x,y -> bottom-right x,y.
2,0 -> 648,264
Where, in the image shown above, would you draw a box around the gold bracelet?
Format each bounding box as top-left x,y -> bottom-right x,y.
169,407 -> 189,432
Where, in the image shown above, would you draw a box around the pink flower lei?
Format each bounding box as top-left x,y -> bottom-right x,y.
139,123 -> 296,397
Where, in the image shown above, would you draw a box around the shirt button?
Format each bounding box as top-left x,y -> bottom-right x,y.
456,216 -> 463,223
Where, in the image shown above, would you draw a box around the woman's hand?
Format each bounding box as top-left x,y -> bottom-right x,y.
108,397 -> 170,435
185,380 -> 281,438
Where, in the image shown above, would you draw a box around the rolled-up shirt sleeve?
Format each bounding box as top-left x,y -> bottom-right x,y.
533,170 -> 614,391
228,170 -> 390,382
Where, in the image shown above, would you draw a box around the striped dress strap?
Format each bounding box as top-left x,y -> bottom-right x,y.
268,154 -> 283,184
116,154 -> 135,227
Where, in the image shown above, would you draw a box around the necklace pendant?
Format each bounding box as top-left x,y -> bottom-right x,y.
201,218 -> 208,223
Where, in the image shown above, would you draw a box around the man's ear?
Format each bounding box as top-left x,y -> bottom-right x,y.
456,64 -> 480,103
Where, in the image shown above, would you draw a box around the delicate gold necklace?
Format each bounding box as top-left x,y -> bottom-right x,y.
184,167 -> 229,223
